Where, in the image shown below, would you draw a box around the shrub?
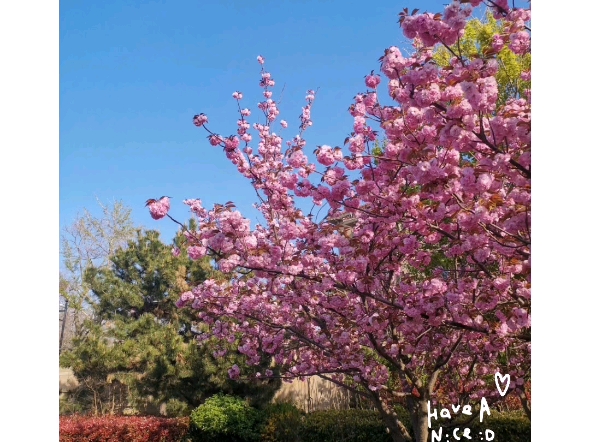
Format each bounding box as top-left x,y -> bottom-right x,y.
59,415 -> 190,442
300,409 -> 390,442
260,402 -> 304,442
484,411 -> 530,441
190,394 -> 262,442
292,409 -> 531,442
436,410 -> 530,442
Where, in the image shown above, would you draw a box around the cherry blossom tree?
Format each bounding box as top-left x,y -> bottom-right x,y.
148,1 -> 530,440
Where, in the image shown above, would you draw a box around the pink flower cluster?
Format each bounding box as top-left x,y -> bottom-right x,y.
228,364 -> 241,380
146,197 -> 170,220
193,113 -> 208,127
400,1 -> 473,47
365,72 -> 381,89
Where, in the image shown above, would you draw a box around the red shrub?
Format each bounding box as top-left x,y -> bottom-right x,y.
59,415 -> 190,442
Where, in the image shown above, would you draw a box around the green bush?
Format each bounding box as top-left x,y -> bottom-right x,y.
435,410 -> 530,442
187,398 -> 530,442
190,394 -> 262,442
260,402 -> 304,442
484,411 -> 530,441
288,408 -> 531,442
300,409 -> 390,442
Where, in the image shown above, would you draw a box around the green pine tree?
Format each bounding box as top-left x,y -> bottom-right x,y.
60,225 -> 280,416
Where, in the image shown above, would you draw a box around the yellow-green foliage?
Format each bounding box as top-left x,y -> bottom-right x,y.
432,11 -> 531,105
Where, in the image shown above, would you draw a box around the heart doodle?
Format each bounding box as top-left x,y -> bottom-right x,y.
495,372 -> 510,397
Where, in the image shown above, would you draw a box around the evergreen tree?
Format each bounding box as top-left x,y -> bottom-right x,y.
60,225 -> 280,416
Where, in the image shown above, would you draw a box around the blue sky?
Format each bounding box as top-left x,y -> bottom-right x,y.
61,0 -> 488,245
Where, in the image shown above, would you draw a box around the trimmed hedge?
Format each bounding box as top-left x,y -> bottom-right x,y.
59,415 -> 190,442
59,404 -> 531,442
436,411 -> 531,442
276,408 -> 531,442
300,409 -> 391,442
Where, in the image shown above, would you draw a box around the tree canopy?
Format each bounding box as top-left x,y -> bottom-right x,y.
148,1 -> 531,441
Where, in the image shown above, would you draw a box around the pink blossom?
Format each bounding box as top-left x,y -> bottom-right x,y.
228,364 -> 241,379
187,246 -> 206,260
193,113 -> 208,127
208,134 -> 223,146
146,197 -> 170,220
381,46 -> 406,79
491,34 -> 504,52
365,72 -> 381,89
509,31 -> 530,55
176,291 -> 195,308
218,254 -> 241,273
184,198 -> 206,216
476,173 -> 493,192
232,91 -> 243,100
257,55 -> 265,64
225,135 -> 240,150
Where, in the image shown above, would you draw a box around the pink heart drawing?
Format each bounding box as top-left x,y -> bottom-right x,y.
495,372 -> 510,397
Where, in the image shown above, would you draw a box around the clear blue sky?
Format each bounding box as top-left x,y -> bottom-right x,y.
60,0 -> 475,244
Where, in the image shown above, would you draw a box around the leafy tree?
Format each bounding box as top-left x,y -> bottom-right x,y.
60,199 -> 136,352
150,1 -> 530,441
431,9 -> 531,106
371,8 -> 530,165
60,226 -> 280,415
